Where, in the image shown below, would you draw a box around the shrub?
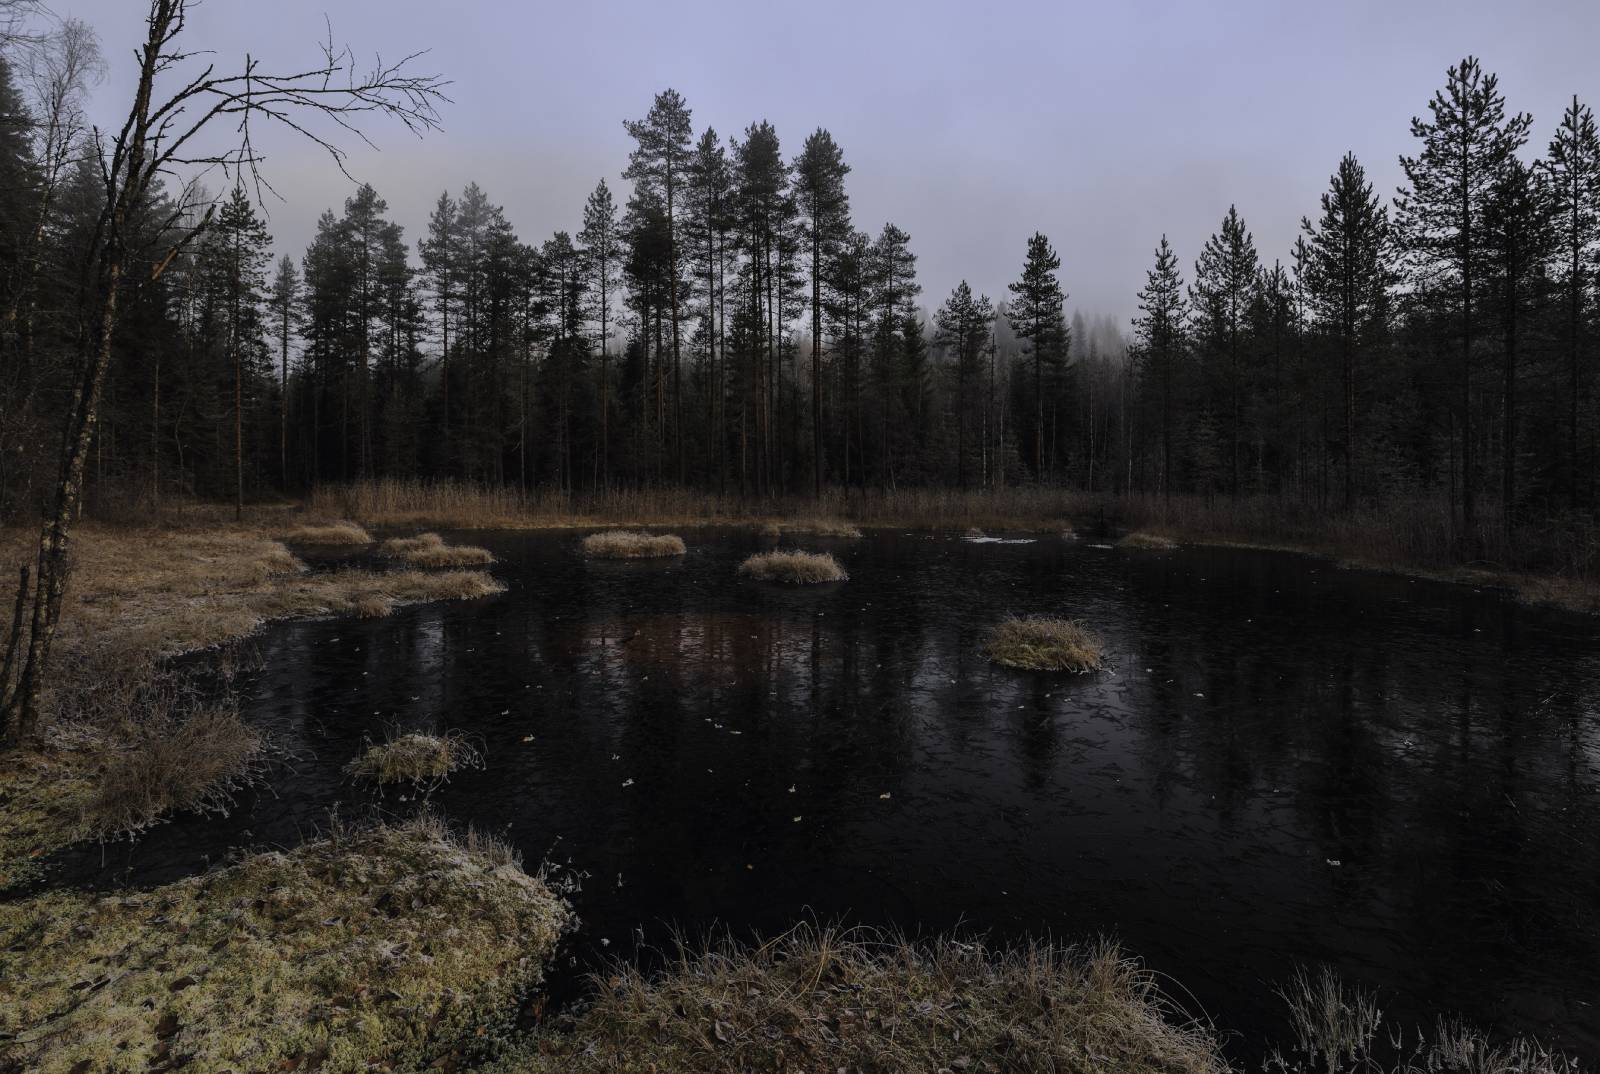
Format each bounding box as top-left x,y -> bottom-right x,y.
82,703 -> 268,841
581,530 -> 687,559
984,615 -> 1105,673
737,550 -> 848,584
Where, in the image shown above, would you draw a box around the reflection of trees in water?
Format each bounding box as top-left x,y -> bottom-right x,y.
1117,547 -> 1600,1025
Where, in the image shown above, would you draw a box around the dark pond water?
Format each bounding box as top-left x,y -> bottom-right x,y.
49,529 -> 1600,1059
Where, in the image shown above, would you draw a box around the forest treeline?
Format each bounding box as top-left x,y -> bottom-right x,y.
3,30 -> 1599,551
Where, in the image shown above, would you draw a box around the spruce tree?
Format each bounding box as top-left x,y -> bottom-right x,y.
1301,153 -> 1392,507
1396,56 -> 1531,537
268,254 -> 299,487
579,178 -> 619,484
1189,206 -> 1258,496
203,185 -> 272,519
934,280 -> 994,488
1132,236 -> 1187,497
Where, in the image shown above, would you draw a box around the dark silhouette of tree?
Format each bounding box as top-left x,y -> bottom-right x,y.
1542,95 -> 1600,509
1301,153 -> 1393,507
1190,206 -> 1258,497
794,128 -> 851,497
1132,236 -> 1187,498
1396,56 -> 1532,540
1007,232 -> 1066,480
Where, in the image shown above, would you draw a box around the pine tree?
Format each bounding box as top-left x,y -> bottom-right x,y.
1007,232 -> 1067,480
1132,236 -> 1187,497
1482,157 -> 1554,530
1543,95 -> 1600,509
794,128 -> 851,496
1301,154 -> 1392,507
419,191 -> 458,466
1396,56 -> 1532,537
624,90 -> 694,480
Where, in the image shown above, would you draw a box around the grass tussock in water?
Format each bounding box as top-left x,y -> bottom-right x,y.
581,529 -> 687,559
282,520 -> 372,545
501,927 -> 1226,1074
0,815 -> 571,1074
738,550 -> 848,584
346,729 -> 482,788
985,615 -> 1105,673
780,518 -> 863,538
1118,531 -> 1179,551
379,531 -> 495,568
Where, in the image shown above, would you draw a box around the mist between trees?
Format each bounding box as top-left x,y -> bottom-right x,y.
3,40 -> 1599,565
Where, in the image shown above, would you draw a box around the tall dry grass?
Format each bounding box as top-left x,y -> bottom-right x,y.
508,927 -> 1227,1074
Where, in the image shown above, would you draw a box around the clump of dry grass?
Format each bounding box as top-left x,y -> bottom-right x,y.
283,520 -> 372,545
504,927 -> 1226,1074
1118,531 -> 1178,551
82,705 -> 267,840
737,550 -> 848,584
581,529 -> 687,559
0,816 -> 570,1074
345,729 -> 482,789
378,531 -> 495,568
783,518 -> 863,538
985,615 -> 1105,673
1264,965 -> 1581,1074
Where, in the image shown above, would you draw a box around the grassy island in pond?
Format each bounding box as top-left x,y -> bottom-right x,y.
985,615 -> 1106,673
737,549 -> 849,584
581,530 -> 688,559
347,730 -> 482,788
380,531 -> 496,568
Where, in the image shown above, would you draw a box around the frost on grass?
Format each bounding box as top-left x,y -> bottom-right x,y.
283,521 -> 372,545
1117,531 -> 1178,551
346,730 -> 482,789
737,550 -> 848,584
0,817 -> 570,1074
581,530 -> 687,559
379,531 -> 495,568
984,615 -> 1105,673
496,928 -> 1226,1074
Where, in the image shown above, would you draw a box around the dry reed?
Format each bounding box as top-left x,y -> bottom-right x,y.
581,530 -> 687,559
737,550 -> 848,584
984,615 -> 1105,673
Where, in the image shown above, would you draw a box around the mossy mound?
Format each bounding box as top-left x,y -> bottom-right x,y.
985,615 -> 1105,673
494,929 -> 1225,1074
0,819 -> 570,1074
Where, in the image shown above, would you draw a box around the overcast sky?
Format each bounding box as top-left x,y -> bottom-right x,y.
51,0 -> 1600,328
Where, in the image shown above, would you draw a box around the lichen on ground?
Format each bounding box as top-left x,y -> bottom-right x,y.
0,817 -> 571,1074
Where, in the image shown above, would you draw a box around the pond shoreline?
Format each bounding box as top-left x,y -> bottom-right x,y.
2,517 -> 1595,1072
